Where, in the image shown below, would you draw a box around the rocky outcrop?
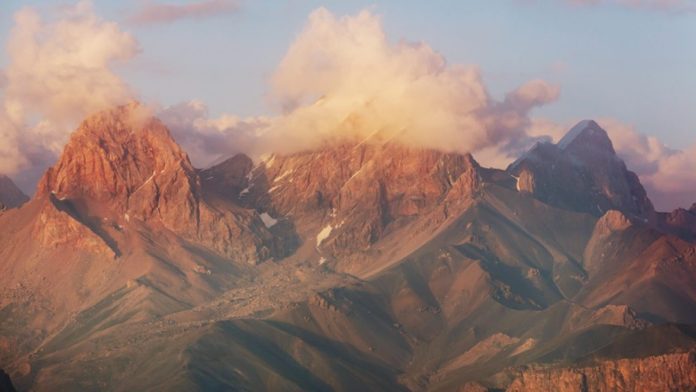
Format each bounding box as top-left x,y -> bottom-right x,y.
660,206 -> 696,241
508,120 -> 654,218
506,351 -> 696,392
38,102 -> 201,230
0,175 -> 28,209
35,103 -> 286,264
209,142 -> 481,257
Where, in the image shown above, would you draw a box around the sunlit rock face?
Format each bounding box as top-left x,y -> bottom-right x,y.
205,142 -> 482,261
35,103 -> 290,264
507,351 -> 696,392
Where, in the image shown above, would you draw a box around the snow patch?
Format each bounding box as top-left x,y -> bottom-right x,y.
124,213 -> 130,222
133,171 -> 156,194
260,212 -> 278,228
316,224 -> 333,247
511,175 -> 521,192
347,167 -> 364,183
274,169 -> 294,183
319,257 -> 327,265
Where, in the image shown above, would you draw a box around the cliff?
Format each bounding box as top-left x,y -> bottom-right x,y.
507,351 -> 696,392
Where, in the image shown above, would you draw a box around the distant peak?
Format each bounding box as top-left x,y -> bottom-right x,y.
557,120 -> 614,154
0,174 -> 29,208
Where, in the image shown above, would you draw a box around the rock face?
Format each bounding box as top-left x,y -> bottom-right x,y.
206,143 -> 481,260
36,103 -> 286,264
506,351 -> 696,392
508,120 -> 654,218
38,103 -> 201,231
660,206 -> 696,241
0,176 -> 28,209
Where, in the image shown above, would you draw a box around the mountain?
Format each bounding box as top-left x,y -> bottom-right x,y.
0,176 -> 28,209
1,109 -> 695,391
204,143 -> 484,277
508,120 -> 654,219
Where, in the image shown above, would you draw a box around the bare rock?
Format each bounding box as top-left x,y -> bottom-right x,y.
35,103 -> 283,264
507,351 -> 696,392
508,120 -> 654,218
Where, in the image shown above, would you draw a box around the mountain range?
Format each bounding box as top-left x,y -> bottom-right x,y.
1,103 -> 695,391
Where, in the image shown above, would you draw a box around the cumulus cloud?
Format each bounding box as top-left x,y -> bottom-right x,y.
250,8 -> 559,161
0,0 -> 138,191
159,100 -> 269,168
130,0 -> 240,25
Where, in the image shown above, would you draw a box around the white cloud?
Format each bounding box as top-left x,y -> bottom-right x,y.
159,100 -> 269,168
0,0 -> 138,186
254,8 -> 559,160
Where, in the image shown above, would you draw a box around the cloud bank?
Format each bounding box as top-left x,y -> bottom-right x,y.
0,0 -> 138,191
130,0 -> 240,25
159,100 -> 269,167
248,8 -> 559,161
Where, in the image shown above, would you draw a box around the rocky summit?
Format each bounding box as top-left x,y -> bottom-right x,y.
1,107 -> 695,391
508,120 -> 654,219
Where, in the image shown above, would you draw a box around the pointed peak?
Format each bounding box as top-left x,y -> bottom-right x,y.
557,120 -> 614,154
74,101 -> 165,141
37,103 -> 198,219
0,174 -> 29,208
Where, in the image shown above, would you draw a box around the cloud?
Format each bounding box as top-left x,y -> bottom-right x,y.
248,8 -> 558,161
159,100 -> 269,168
130,0 -> 240,25
0,0 -> 138,191
567,0 -> 696,12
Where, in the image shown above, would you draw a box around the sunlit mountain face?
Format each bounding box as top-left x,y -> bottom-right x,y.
1,2 -> 695,391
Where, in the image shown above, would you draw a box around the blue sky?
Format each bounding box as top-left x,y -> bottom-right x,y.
1,0 -> 693,147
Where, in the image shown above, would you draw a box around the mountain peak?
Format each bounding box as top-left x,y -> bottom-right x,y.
0,175 -> 29,209
509,121 -> 653,217
557,119 -> 615,154
33,103 -> 291,264
38,103 -> 200,223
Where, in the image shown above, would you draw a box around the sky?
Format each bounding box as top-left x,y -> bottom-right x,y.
0,0 -> 694,210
